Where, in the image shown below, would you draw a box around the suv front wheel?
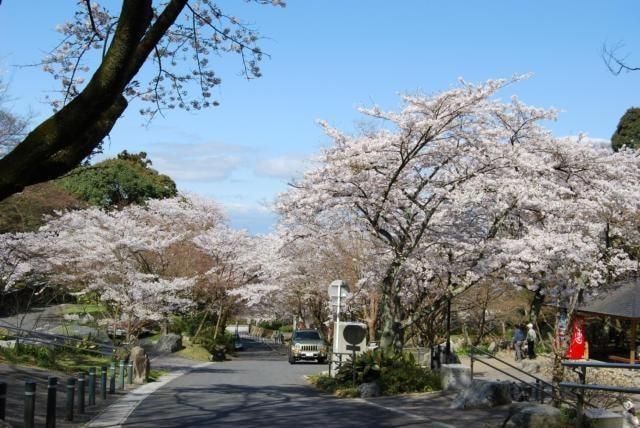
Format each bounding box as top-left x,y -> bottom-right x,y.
288,350 -> 296,364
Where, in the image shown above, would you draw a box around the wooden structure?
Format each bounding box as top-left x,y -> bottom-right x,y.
578,278 -> 640,364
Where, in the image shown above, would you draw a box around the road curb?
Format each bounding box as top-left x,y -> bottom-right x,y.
85,361 -> 212,427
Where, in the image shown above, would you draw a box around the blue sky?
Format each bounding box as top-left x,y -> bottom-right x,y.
1,1 -> 640,233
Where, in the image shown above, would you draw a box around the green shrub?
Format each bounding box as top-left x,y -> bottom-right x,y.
332,349 -> 441,395
258,320 -> 284,331
279,325 -> 293,333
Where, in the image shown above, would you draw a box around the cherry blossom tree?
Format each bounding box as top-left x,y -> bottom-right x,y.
277,77 -> 640,355
0,0 -> 285,201
38,195 -> 223,342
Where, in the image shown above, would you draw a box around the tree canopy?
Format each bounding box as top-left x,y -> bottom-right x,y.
57,152 -> 177,207
612,107 -> 640,151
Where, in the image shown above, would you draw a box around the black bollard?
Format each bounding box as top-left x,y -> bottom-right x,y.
65,377 -> 76,421
119,360 -> 125,390
127,362 -> 133,385
46,377 -> 57,428
24,380 -> 36,428
0,381 -> 6,421
100,366 -> 107,400
88,367 -> 96,406
77,373 -> 85,414
109,362 -> 116,394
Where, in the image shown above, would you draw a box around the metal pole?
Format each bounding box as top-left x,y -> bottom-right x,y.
352,348 -> 357,386
127,362 -> 133,385
0,381 -> 6,421
470,353 -> 474,379
46,377 -> 57,428
119,360 -> 125,390
88,367 -> 96,406
445,298 -> 451,360
78,372 -> 85,414
65,378 -> 75,421
575,367 -> 586,428
335,283 -> 341,356
100,366 -> 107,400
24,380 -> 36,428
109,362 -> 115,394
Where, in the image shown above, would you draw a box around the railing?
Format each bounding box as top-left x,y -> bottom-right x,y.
0,321 -> 116,356
0,359 -> 137,427
560,359 -> 640,428
469,345 -> 581,407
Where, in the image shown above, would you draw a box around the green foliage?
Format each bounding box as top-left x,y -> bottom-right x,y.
258,320 -> 284,331
315,349 -> 441,396
0,182 -> 85,233
308,373 -> 339,393
278,325 -> 293,333
0,343 -> 112,373
612,107 -> 640,151
171,313 -> 205,337
57,152 -> 177,207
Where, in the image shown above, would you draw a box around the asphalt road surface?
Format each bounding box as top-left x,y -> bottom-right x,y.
124,340 -> 433,428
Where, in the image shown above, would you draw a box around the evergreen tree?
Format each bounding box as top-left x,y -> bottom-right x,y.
612,107 -> 640,151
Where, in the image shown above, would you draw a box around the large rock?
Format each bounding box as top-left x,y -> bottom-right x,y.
520,359 -> 541,374
503,402 -> 564,428
584,408 -> 622,428
130,346 -> 150,384
440,363 -> 472,391
451,380 -> 511,409
155,333 -> 182,353
358,382 -> 381,398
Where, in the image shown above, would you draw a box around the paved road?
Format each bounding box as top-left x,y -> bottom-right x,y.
124,340 -> 437,428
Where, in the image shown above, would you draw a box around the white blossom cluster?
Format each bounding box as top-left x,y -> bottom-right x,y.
41,0 -> 285,118
272,77 -> 640,337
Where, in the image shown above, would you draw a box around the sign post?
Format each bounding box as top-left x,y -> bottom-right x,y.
328,280 -> 350,357
343,324 -> 367,386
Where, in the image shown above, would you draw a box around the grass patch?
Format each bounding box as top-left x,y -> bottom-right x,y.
148,368 -> 169,382
0,344 -> 112,373
175,343 -> 211,362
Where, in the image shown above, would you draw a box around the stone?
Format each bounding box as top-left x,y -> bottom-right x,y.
209,345 -> 225,361
521,359 -> 541,374
440,363 -> 472,391
450,380 -> 511,409
155,333 -> 182,353
584,408 -> 622,428
358,382 -> 381,398
503,403 -> 564,428
130,346 -> 150,384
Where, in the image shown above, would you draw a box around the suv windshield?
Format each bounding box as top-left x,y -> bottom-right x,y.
293,331 -> 321,341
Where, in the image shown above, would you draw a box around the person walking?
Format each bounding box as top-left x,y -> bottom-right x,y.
512,325 -> 525,361
526,323 -> 537,359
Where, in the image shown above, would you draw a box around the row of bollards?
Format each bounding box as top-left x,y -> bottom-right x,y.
3,360 -> 136,427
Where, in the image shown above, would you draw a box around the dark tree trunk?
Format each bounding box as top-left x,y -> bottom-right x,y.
0,0 -> 190,201
379,269 -> 404,354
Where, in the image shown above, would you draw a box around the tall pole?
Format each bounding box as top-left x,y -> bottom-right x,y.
445,297 -> 451,359
336,282 -> 341,354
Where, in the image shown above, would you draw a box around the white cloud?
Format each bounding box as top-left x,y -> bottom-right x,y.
148,142 -> 248,182
222,202 -> 277,234
254,155 -> 310,179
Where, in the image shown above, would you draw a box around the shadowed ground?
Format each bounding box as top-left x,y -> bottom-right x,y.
124,340 -> 509,427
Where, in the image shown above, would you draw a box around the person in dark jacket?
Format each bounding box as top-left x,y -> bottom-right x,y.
512,325 -> 525,361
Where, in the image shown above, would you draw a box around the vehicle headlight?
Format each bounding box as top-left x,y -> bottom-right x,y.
293,343 -> 301,349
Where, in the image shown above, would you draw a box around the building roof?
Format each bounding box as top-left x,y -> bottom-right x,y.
579,278 -> 640,319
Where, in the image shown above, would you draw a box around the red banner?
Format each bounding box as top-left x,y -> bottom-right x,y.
566,315 -> 586,360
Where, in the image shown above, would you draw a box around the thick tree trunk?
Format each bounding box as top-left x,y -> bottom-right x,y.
379,272 -> 404,354
0,0 -> 190,201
